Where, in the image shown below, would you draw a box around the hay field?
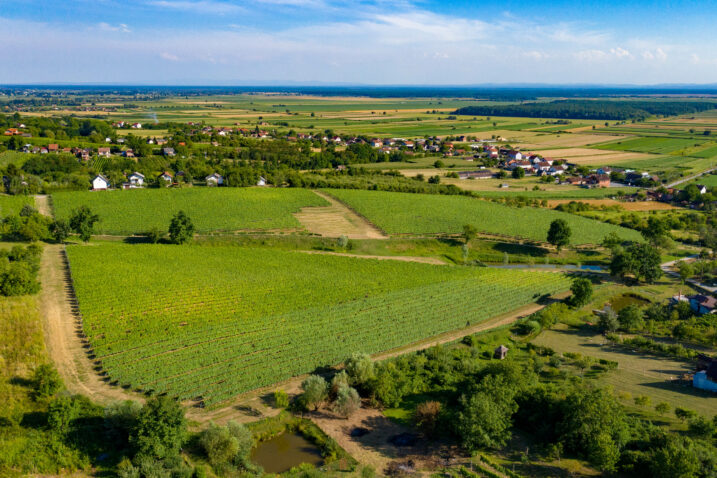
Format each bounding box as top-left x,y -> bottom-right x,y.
530,147 -> 652,164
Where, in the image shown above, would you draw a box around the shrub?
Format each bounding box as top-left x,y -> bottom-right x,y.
274,389 -> 289,409
32,364 -> 63,399
333,385 -> 360,418
414,401 -> 442,437
301,375 -> 328,411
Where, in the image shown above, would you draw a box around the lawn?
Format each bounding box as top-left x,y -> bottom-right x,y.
51,187 -> 329,234
67,242 -> 572,406
324,189 -> 642,244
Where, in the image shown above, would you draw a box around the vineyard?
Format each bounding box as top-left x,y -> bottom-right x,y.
51,188 -> 329,234
324,189 -> 642,244
66,243 -> 572,406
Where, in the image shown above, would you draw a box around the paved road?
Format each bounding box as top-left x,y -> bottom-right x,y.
664,167 -> 717,189
661,255 -> 717,294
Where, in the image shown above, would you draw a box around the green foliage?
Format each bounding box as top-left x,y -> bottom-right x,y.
273,389 -> 289,409
145,227 -> 163,244
332,385 -> 360,417
618,304 -> 645,332
130,396 -> 187,460
32,364 -> 63,399
69,205 -> 99,242
547,219 -> 571,251
675,408 -> 698,422
327,189 -> 640,245
610,243 -> 662,283
655,402 -> 671,415
301,375 -> 328,411
50,219 -> 71,243
344,353 -> 375,388
599,309 -> 619,333
168,210 -> 195,244
569,277 -> 593,308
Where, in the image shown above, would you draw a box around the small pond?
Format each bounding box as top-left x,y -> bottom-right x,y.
608,294 -> 650,312
251,432 -> 323,473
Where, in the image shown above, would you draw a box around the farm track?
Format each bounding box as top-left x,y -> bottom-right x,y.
298,250 -> 447,265
294,190 -> 388,239
39,244 -> 141,405
35,194 -> 51,216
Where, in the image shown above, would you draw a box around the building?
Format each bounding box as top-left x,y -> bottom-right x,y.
458,170 -> 494,179
494,345 -> 509,360
205,173 -> 224,186
257,176 -> 267,186
163,147 -> 176,157
688,294 -> 717,315
158,172 -> 173,185
91,174 -> 110,191
98,147 -> 111,157
128,172 -> 145,188
693,355 -> 717,392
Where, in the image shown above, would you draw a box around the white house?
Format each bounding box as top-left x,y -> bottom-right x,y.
158,172 -> 173,185
257,176 -> 267,186
128,172 -> 145,188
92,174 -> 110,191
206,173 -> 224,186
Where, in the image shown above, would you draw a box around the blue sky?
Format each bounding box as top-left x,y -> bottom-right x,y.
2,0 -> 717,84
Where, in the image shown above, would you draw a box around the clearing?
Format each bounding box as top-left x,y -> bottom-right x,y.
293,190 -> 387,239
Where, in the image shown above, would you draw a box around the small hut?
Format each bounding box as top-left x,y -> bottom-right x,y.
494,345 -> 509,360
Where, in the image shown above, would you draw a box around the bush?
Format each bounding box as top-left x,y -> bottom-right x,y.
333,385 -> 361,418
32,364 -> 63,399
301,375 -> 328,411
200,423 -> 240,466
414,401 -> 442,437
274,389 -> 289,409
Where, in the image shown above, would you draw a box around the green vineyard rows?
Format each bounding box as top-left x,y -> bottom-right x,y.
324,189 -> 642,244
67,243 -> 572,406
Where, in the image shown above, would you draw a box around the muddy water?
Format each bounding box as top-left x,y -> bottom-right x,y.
251,432 -> 323,473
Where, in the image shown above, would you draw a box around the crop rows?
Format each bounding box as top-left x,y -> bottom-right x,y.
67,243 -> 571,405
324,189 -> 642,244
52,187 -> 328,234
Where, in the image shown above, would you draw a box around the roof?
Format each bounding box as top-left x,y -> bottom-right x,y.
129,172 -> 145,178
707,362 -> 717,382
93,174 -> 109,183
495,345 -> 509,352
690,294 -> 717,309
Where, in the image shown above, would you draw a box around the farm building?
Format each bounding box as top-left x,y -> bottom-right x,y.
206,173 -> 224,186
158,172 -> 173,185
257,176 -> 267,186
91,174 -> 110,191
459,170 -> 494,179
494,345 -> 509,360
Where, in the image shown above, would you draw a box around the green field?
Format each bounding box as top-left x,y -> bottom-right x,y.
51,188 -> 328,234
592,137 -> 706,155
67,243 -> 572,405
0,194 -> 34,216
325,189 -> 642,244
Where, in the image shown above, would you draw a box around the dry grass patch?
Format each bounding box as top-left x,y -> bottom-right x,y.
530,148 -> 652,164
546,199 -> 677,211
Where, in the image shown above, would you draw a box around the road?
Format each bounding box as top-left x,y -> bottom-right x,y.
663,167 -> 717,189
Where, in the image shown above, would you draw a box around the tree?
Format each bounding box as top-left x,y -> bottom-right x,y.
415,401 -> 442,437
547,219 -> 571,251
32,363 -> 63,399
344,353 -> 375,388
300,375 -> 328,411
47,396 -> 79,435
618,304 -> 645,332
569,278 -> 593,308
145,227 -> 163,244
333,385 -> 361,418
677,261 -> 694,286
649,436 -> 700,478
199,423 -> 240,466
168,210 -> 195,244
675,407 -> 697,422
630,243 -> 662,283
462,224 -> 477,244
598,309 -> 619,333
50,219 -> 71,243
130,396 -> 187,460
330,370 -> 349,397
601,232 -> 622,250
69,206 -> 99,242
641,216 -> 669,244
456,390 -> 515,451
337,235 -> 349,249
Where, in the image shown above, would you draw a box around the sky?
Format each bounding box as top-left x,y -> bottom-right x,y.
2,0 -> 717,85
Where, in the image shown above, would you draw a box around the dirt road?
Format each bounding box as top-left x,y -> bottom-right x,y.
294,190 -> 387,239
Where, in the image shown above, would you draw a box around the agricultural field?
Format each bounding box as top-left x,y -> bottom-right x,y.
591,136 -> 707,155
66,243 -> 572,406
0,194 -> 34,216
51,188 -> 328,234
325,189 -> 643,244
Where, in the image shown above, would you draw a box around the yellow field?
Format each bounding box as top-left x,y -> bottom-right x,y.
529,147 -> 651,164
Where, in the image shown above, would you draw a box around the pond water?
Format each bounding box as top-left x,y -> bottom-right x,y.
608,294 -> 650,312
251,432 -> 323,473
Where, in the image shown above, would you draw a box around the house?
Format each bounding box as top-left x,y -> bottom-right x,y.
370,139 -> 383,148
696,184 -> 708,194
91,174 -> 110,191
47,144 -> 59,152
458,170 -> 494,179
507,150 -> 523,161
131,123 -> 142,129
158,172 -> 173,185
494,345 -> 509,360
163,147 -> 176,157
565,176 -> 584,186
98,147 -> 111,157
156,138 -> 168,145
257,176 -> 267,187
688,294 -> 717,315
693,356 -> 717,392
205,173 -> 224,186
586,174 -> 611,188
128,172 -> 145,188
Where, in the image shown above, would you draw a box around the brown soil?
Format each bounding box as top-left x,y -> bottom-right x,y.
546,199 -> 677,210
39,244 -> 140,405
294,190 -> 387,239
34,194 -> 52,216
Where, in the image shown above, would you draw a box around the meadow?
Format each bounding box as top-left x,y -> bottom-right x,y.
51,188 -> 328,234
67,243 -> 572,405
324,189 -> 643,244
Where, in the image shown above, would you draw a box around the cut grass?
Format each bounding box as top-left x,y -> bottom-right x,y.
324,189 -> 643,244
51,187 -> 329,234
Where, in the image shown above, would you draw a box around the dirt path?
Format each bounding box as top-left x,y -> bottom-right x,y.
34,194 -> 52,216
294,190 -> 387,240
39,244 -> 140,405
299,250 -> 447,265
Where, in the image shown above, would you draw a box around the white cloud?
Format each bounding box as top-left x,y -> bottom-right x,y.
160,52 -> 180,61
609,47 -> 631,58
97,22 -> 132,32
